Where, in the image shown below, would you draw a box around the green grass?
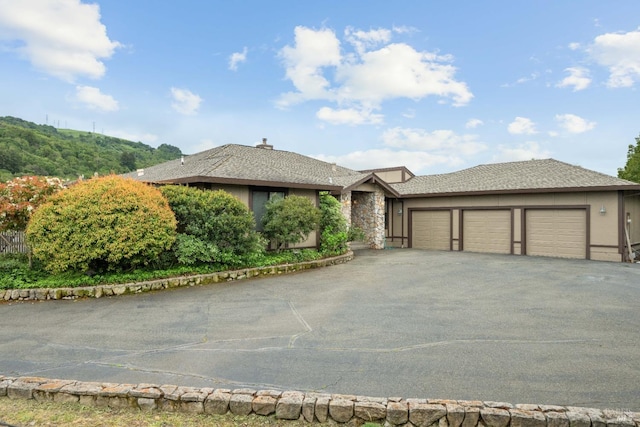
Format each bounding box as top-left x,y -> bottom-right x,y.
0,397 -> 310,426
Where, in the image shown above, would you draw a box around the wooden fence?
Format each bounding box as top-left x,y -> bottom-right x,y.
0,231 -> 28,254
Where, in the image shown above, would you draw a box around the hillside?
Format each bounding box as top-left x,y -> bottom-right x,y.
0,116 -> 182,181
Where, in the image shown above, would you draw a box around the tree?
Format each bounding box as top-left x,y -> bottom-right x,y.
318,192 -> 348,254
0,176 -> 64,232
262,195 -> 320,250
26,175 -> 176,274
160,186 -> 263,265
120,152 -> 137,170
618,134 -> 640,183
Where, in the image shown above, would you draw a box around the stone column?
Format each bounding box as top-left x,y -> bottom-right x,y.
340,192 -> 352,228
351,189 -> 386,249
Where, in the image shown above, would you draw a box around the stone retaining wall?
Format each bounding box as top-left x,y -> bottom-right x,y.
0,252 -> 354,302
2,376 -> 638,426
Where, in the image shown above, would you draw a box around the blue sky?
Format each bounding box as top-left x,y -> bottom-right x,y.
1,1 -> 639,176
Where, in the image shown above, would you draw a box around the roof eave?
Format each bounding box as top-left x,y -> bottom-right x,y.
341,174 -> 400,198
154,175 -> 343,192
397,185 -> 640,198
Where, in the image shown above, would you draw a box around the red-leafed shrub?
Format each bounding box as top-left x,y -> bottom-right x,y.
0,176 -> 64,232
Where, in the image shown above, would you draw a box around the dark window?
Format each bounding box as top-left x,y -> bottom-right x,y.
251,189 -> 285,231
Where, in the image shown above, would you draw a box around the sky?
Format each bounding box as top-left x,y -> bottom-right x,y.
0,1 -> 639,177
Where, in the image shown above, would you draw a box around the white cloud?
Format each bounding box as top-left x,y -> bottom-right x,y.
313,149 -> 463,175
502,72 -> 540,88
493,142 -> 551,163
228,47 -> 248,71
170,87 -> 202,115
0,0 -> 120,82
75,85 -> 118,112
465,118 -> 484,129
277,26 -> 341,106
557,67 -> 591,91
555,113 -> 596,133
316,106 -> 383,125
507,117 -> 537,135
344,26 -> 392,54
382,127 -> 486,156
568,42 -> 581,50
335,43 -> 473,107
277,26 -> 473,119
589,28 -> 640,87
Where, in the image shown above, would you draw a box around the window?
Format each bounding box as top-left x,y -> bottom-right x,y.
251,189 -> 286,231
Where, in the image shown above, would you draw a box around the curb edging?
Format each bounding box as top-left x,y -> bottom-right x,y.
0,251 -> 354,302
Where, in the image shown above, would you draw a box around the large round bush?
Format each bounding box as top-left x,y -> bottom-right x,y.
160,186 -> 263,265
262,194 -> 320,250
26,175 -> 176,273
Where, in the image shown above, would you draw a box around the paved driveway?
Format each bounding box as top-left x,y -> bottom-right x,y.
1,249 -> 639,410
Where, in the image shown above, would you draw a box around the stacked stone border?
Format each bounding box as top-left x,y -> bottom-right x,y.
2,376 -> 638,426
0,251 -> 354,302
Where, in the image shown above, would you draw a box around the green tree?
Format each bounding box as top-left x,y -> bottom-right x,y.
262,194 -> 320,250
160,186 -> 263,265
26,175 -> 176,274
120,152 -> 137,170
618,134 -> 640,183
318,192 -> 348,254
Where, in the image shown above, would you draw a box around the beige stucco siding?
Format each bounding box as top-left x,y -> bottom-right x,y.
285,188 -> 319,249
373,170 -> 405,183
207,184 -> 250,205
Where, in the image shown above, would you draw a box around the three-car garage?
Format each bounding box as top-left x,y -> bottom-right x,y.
408,206 -> 590,260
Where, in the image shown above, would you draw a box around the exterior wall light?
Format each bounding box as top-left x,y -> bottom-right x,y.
600,205 -> 606,215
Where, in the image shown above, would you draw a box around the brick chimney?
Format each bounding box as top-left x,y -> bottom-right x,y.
256,137 -> 273,150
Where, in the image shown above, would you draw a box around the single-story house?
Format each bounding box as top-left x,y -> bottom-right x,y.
126,139 -> 640,262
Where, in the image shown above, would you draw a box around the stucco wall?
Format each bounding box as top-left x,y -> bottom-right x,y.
623,192 -> 640,246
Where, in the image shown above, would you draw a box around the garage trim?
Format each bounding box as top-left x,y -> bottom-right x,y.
521,205 -> 590,259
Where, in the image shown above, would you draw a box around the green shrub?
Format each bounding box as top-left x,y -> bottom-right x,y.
160,186 -> 263,266
347,225 -> 366,242
262,194 -> 320,250
319,192 -> 348,254
26,175 -> 176,274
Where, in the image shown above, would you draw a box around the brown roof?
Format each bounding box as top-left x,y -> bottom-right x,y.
126,147 -> 639,197
391,158 -> 640,197
125,144 -> 364,191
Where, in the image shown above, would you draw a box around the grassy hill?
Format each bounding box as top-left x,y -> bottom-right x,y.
0,116 -> 182,182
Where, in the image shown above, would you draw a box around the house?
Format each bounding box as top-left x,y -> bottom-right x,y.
126,140 -> 640,262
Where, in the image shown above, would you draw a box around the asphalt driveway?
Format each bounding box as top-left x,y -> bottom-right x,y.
1,249 -> 639,410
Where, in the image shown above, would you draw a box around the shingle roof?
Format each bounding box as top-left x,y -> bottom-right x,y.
391,158 -> 640,196
125,144 -> 365,190
126,147 -> 639,197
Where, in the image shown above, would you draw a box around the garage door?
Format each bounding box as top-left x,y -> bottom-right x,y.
411,210 -> 450,250
525,209 -> 586,259
462,210 -> 511,254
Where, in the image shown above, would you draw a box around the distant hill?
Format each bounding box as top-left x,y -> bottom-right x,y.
0,116 -> 182,181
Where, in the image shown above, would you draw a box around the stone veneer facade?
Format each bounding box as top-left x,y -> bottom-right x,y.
350,188 -> 386,249
2,376 -> 638,426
